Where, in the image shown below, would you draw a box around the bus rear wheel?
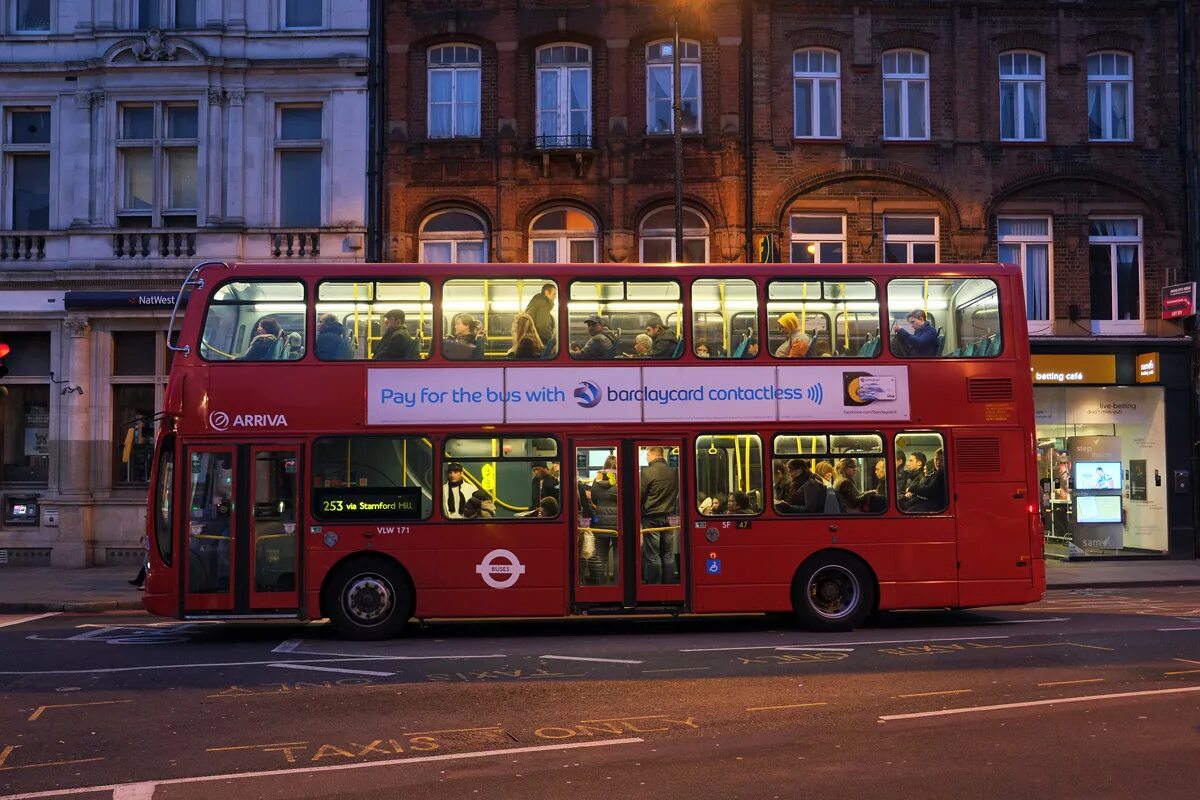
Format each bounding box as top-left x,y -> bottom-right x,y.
325,558 -> 413,641
791,552 -> 875,633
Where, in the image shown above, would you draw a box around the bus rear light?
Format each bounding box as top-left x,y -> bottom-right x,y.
1027,504 -> 1035,515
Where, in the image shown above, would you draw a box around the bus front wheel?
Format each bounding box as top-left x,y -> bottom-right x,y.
791,552 -> 875,633
324,558 -> 414,641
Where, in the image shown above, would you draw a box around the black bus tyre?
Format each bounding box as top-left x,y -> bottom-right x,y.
791,552 -> 876,633
324,558 -> 414,641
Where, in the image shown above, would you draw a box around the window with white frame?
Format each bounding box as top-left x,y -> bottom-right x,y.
420,209 -> 488,263
646,39 -> 701,135
999,51 -> 1045,142
14,0 -> 50,32
883,215 -> 938,263
639,206 -> 709,263
883,49 -> 929,140
116,103 -> 198,228
4,108 -> 50,230
789,214 -> 845,263
275,106 -> 322,228
428,44 -> 481,139
1087,52 -> 1132,142
529,208 -> 598,263
793,48 -> 840,139
536,44 -> 591,148
281,0 -> 320,29
1089,217 -> 1142,323
136,0 -> 198,29
997,217 -> 1052,324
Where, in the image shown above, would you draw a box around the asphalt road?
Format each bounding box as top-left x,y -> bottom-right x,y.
2,588 -> 1200,799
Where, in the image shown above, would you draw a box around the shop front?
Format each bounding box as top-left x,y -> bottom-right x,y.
1031,343 -> 1195,560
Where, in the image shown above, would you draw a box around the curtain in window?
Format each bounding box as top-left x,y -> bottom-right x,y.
1000,83 -> 1017,139
1024,244 -> 1050,320
455,71 -> 481,137
531,240 -> 557,263
906,81 -> 926,137
569,69 -> 589,139
1111,83 -> 1129,139
795,81 -> 813,136
648,67 -> 672,132
1087,84 -> 1103,139
681,65 -> 700,132
1022,83 -> 1041,139
429,72 -> 453,137
538,71 -> 559,137
817,80 -> 837,137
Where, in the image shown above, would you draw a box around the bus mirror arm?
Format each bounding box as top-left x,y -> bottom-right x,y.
166,261 -> 230,357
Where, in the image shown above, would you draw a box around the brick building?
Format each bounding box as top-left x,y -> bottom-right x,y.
379,0 -> 1194,559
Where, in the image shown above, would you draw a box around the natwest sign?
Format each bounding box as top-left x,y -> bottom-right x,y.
1161,282 -> 1196,320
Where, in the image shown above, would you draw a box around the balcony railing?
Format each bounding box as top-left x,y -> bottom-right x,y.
112,231 -> 197,259
0,233 -> 47,260
534,133 -> 595,150
270,230 -> 321,257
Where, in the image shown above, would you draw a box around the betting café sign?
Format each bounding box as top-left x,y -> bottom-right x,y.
366,366 -> 911,425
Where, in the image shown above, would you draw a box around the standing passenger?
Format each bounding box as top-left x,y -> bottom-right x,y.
523,283 -> 557,346
640,446 -> 678,584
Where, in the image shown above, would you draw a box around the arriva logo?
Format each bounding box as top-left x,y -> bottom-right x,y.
574,380 -> 601,409
208,410 -> 289,431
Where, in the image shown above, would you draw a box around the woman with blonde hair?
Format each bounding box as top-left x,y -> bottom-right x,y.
774,312 -> 811,358
833,458 -> 877,513
509,312 -> 544,359
814,460 -> 835,486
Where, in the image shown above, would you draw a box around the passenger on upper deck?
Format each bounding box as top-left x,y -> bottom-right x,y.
239,317 -> 283,361
578,315 -> 619,359
622,333 -> 653,358
833,458 -> 877,513
891,309 -> 938,357
508,313 -> 544,359
774,313 -> 810,358
524,283 -> 557,345
727,491 -> 753,514
315,313 -> 353,360
374,309 -> 418,360
445,313 -> 484,360
779,459 -> 824,514
745,337 -> 759,357
695,341 -> 712,358
645,314 -> 678,358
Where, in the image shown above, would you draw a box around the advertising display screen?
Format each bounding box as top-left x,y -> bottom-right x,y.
1074,461 -> 1122,491
1076,495 -> 1123,524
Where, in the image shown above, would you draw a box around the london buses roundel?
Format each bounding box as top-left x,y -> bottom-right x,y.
475,549 -> 526,589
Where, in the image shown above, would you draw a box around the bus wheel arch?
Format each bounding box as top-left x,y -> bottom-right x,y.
790,549 -> 878,633
320,554 -> 416,641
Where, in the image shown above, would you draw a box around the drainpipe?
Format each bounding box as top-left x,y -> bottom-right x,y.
742,0 -> 754,261
366,0 -> 386,262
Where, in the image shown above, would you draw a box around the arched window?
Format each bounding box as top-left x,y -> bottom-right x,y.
999,51 -> 1045,142
793,48 -> 840,139
536,44 -> 592,148
882,49 -> 929,140
419,209 -> 487,263
529,208 -> 598,263
1087,51 -> 1133,141
646,39 -> 701,134
639,206 -> 709,263
428,44 -> 481,139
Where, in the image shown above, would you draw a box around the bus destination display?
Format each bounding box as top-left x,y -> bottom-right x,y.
313,487 -> 423,520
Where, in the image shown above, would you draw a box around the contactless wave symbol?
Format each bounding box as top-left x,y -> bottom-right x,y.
805,384 -> 824,405
574,380 -> 601,409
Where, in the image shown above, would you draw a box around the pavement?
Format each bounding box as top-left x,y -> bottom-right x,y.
2,558 -> 1200,613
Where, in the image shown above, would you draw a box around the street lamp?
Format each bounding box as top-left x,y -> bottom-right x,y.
672,14 -> 684,262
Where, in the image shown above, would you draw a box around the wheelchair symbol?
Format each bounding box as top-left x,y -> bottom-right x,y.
706,558 -> 721,575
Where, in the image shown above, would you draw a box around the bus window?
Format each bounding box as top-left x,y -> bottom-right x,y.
767,280 -> 880,359
442,278 -> 559,361
315,280 -> 432,361
771,433 -> 885,514
691,279 -> 758,358
695,434 -> 763,515
568,279 -> 682,359
886,278 -> 1001,358
895,432 -> 947,514
311,437 -> 433,521
200,281 -> 306,362
442,437 -> 560,520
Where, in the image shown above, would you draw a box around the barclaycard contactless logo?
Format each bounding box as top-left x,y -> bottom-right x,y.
574,381 -> 601,408
843,373 -> 898,407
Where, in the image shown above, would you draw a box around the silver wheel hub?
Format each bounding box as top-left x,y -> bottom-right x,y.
344,574 -> 393,624
806,565 -> 860,620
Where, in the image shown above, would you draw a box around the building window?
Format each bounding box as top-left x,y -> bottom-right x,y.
1089,217 -> 1142,325
1087,51 -> 1132,142
646,39 -> 701,135
997,217 -> 1051,327
112,331 -> 167,486
789,215 -> 845,263
276,106 -> 322,228
0,332 -> 51,487
883,215 -> 938,263
883,49 -> 929,140
420,209 -> 488,263
999,51 -> 1045,142
137,0 -> 199,29
536,44 -> 591,149
793,48 -> 840,139
14,0 -> 50,32
5,108 -> 50,230
281,0 -> 320,29
529,208 -> 597,263
428,44 -> 481,139
639,206 -> 709,263
116,103 -> 199,228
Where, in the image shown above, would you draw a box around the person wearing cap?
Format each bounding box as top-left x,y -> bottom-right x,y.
774,312 -> 811,358
644,313 -> 678,358
777,458 -> 824,514
577,314 -> 619,359
442,462 -> 470,519
531,462 -> 559,507
374,309 -> 419,360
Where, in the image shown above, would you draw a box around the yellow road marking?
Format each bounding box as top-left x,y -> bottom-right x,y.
0,745 -> 15,769
28,699 -> 131,722
641,667 -> 711,673
1164,669 -> 1200,676
1037,678 -> 1105,688
578,715 -> 670,723
895,689 -> 973,698
1173,658 -> 1200,665
401,726 -> 503,737
746,702 -> 828,712
207,741 -> 308,752
0,756 -> 104,772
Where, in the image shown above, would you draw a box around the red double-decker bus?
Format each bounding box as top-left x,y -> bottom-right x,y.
143,261 -> 1045,639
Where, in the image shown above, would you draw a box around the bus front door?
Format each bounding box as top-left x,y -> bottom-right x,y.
183,446 -> 237,612
571,439 -> 686,610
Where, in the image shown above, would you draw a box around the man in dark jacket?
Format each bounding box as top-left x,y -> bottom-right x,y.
374,309 -> 417,360
578,315 -> 619,358
891,309 -> 938,357
640,446 -> 679,584
531,462 -> 559,507
645,314 -> 679,358
524,283 -> 557,346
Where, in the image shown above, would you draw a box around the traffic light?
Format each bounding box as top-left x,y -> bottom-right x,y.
0,341 -> 9,380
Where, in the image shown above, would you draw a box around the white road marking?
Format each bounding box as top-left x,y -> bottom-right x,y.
879,685 -> 1200,721
0,653 -> 507,677
0,738 -> 645,800
272,640 -> 302,654
746,702 -> 827,712
267,663 -> 395,677
979,616 -> 1071,625
0,613 -> 59,629
112,784 -> 156,800
539,654 -> 644,664
1157,626 -> 1200,631
682,634 -> 1011,653
774,646 -> 856,652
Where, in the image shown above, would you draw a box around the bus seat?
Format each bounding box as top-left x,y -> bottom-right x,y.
822,487 -> 840,515
961,340 -> 976,357
673,338 -> 685,358
936,327 -> 946,356
856,334 -> 874,356
471,337 -> 486,359
541,336 -> 557,359
868,336 -> 882,357
732,338 -> 749,358
270,337 -> 287,360
987,334 -> 1002,356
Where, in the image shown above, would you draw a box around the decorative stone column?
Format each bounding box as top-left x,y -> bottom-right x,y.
52,317 -> 95,568
225,90 -> 246,224
206,88 -> 227,225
